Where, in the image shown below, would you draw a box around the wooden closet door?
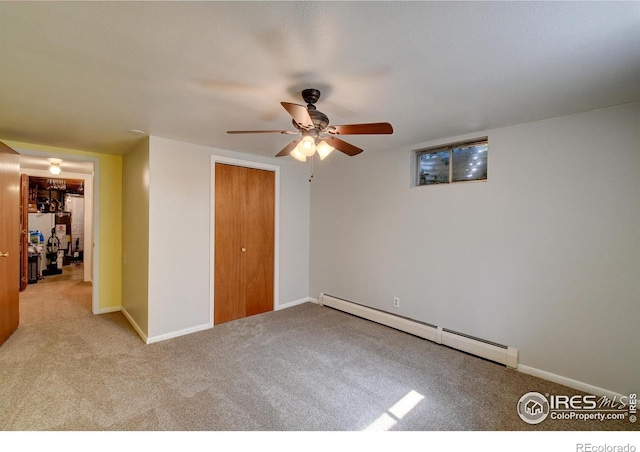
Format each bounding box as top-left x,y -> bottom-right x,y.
244,167 -> 274,317
214,163 -> 246,325
214,163 -> 274,325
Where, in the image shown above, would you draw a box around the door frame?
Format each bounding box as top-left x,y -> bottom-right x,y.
15,148 -> 100,314
210,155 -> 280,328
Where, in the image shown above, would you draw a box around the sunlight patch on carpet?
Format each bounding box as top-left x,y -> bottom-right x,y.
364,390 -> 425,431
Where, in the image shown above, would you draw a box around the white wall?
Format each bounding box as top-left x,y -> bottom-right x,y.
310,102 -> 640,396
146,136 -> 311,340
122,138 -> 150,336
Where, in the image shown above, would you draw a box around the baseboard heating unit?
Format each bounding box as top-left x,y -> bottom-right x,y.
318,293 -> 518,368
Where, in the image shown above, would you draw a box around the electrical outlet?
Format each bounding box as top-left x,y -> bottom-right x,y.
393,297 -> 400,308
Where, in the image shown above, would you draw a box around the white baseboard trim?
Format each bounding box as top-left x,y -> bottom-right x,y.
120,297 -> 317,344
319,293 -> 518,368
94,306 -> 121,314
517,364 -> 625,400
120,306 -> 148,343
146,323 -> 211,345
276,297 -> 317,311
119,306 -> 212,344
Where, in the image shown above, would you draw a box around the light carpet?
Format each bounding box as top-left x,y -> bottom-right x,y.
0,267 -> 635,431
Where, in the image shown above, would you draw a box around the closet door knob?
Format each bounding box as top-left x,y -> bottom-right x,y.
0,252 -> 9,258
241,247 -> 246,252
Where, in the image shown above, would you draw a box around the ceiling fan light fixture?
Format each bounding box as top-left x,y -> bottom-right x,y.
290,146 -> 307,162
316,140 -> 334,160
298,135 -> 316,157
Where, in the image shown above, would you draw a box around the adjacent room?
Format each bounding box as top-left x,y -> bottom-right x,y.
0,0 -> 638,442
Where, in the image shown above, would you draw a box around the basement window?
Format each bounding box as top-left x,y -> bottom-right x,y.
415,138 -> 488,186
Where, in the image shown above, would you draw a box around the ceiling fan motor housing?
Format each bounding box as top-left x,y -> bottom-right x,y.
291,104 -> 329,131
309,109 -> 329,131
301,88 -> 329,130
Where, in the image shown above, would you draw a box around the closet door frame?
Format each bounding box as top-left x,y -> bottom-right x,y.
210,155 -> 280,327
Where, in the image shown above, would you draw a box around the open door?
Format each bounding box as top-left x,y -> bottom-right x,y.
20,174 -> 28,291
0,141 -> 21,346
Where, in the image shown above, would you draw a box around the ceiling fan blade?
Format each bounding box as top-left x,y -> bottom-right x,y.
275,138 -> 301,157
227,130 -> 298,134
328,122 -> 393,135
323,136 -> 363,156
281,102 -> 314,130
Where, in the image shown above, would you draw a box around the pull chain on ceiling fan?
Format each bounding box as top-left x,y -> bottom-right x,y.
227,88 -> 393,161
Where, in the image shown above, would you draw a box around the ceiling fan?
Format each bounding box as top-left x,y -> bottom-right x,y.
227,88 -> 393,161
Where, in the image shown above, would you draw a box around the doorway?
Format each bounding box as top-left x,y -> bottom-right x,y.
26,177 -> 86,281
16,150 -> 99,315
212,158 -> 279,325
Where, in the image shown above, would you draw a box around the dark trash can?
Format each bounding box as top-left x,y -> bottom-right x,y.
28,254 -> 39,284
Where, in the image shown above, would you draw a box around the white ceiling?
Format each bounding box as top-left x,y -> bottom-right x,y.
18,154 -> 94,175
1,1 -> 639,159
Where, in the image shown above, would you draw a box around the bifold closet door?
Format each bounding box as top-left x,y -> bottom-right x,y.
214,163 -> 274,325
